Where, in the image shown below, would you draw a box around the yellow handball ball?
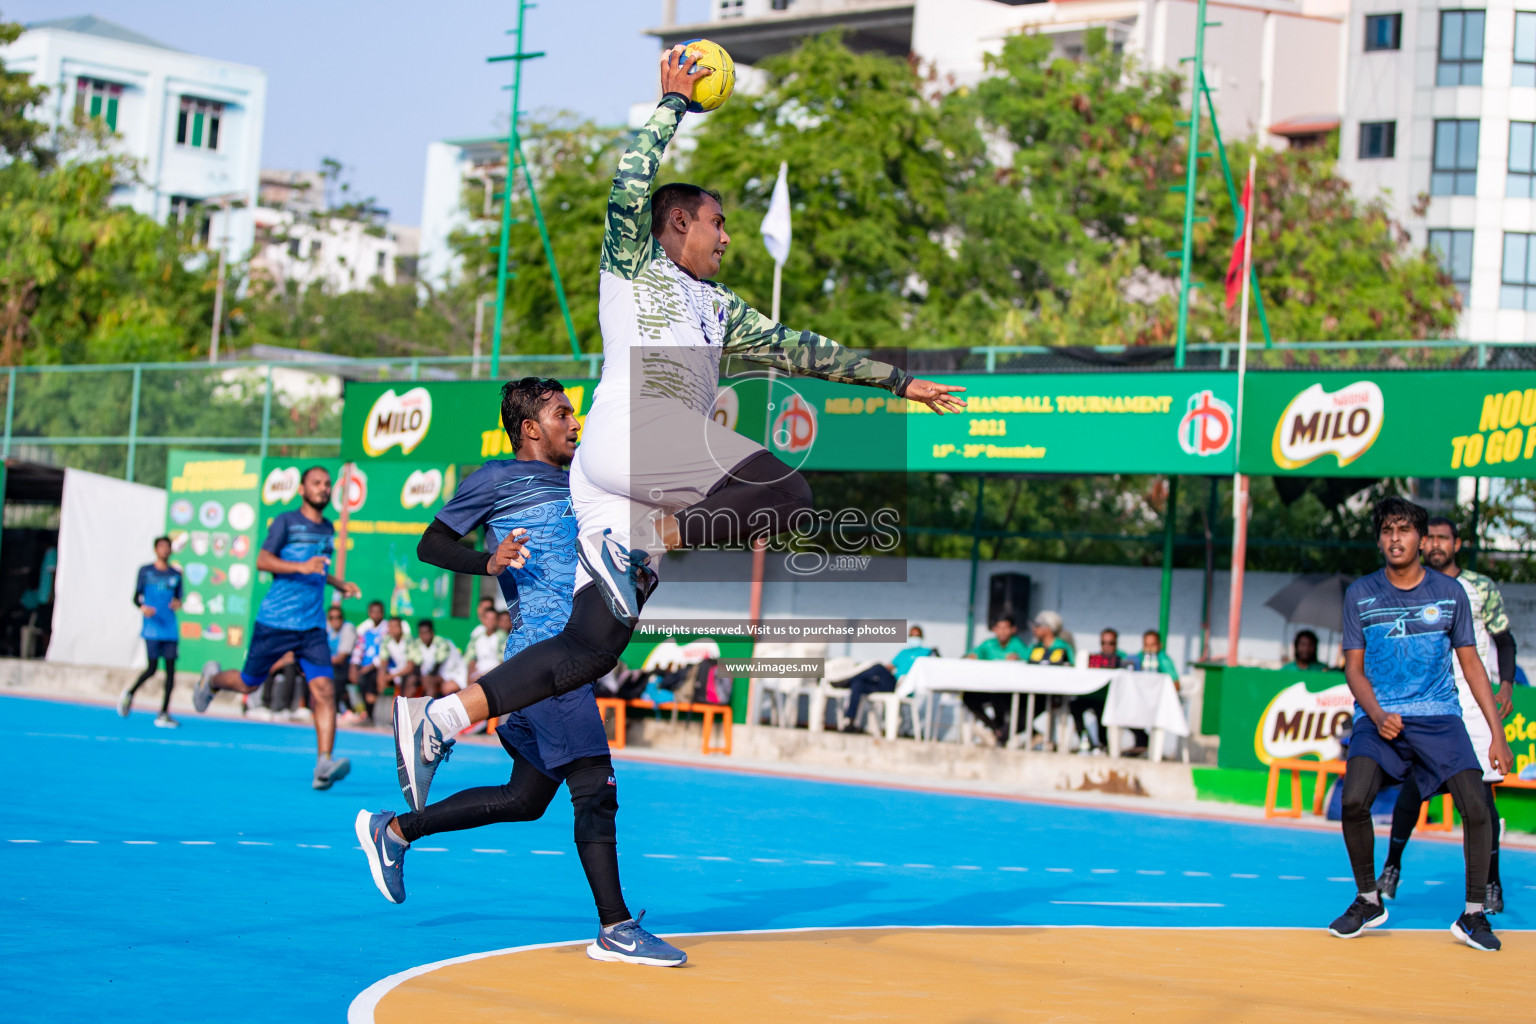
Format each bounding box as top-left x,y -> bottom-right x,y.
679,38 -> 735,113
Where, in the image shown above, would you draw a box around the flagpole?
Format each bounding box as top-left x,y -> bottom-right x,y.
1225,155 -> 1257,667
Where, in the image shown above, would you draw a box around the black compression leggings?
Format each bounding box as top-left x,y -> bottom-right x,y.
128,658 -> 176,713
675,450 -> 813,549
1340,758 -> 1491,903
395,753 -> 630,925
1385,773 -> 1501,882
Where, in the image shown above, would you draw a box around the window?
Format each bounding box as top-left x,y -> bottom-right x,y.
1431,120 -> 1479,195
1438,11 -> 1485,86
168,195 -> 211,246
1358,121 -> 1396,159
74,77 -> 122,131
718,0 -> 744,18
1429,229 -> 1474,302
1364,13 -> 1402,50
176,97 -> 223,151
1517,12 -> 1536,87
376,250 -> 387,271
1503,233 -> 1536,309
1510,122 -> 1536,197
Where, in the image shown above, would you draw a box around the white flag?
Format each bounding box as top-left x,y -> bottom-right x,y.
760,161 -> 791,266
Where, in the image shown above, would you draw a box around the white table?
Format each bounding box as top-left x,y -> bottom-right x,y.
904,658 -> 1187,759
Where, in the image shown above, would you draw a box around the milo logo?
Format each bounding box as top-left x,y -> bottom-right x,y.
401,468 -> 443,510
1253,680 -> 1356,764
1272,381 -> 1384,470
363,387 -> 433,457
262,466 -> 300,506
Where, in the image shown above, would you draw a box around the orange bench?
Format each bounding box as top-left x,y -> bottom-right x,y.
628,699 -> 733,755
595,697 -> 629,750
1263,756 -> 1463,829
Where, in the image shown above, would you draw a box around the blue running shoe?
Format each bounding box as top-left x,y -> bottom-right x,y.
394,696 -> 453,813
193,660 -> 220,713
354,809 -> 407,904
1451,910 -> 1500,951
1327,895 -> 1387,938
577,529 -> 657,629
586,911 -> 687,967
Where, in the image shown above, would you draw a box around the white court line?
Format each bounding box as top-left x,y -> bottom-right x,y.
1136,869 -> 1165,875
472,849 -> 507,854
237,841 -> 272,846
1052,901 -> 1225,908
8,839 -> 39,843
699,856 -> 731,862
904,863 -> 934,869
643,853 -> 676,859
124,840 -> 156,845
1183,871 -> 1211,877
751,858 -> 784,864
855,861 -> 886,867
1278,875 -> 1305,881
1231,873 -> 1259,879
415,847 -> 449,853
1326,877 -> 1353,882
955,865 -> 980,871
1090,868 -> 1118,874
180,841 -> 215,846
1424,880 -> 1443,886
1045,868 -> 1073,873
804,860 -> 835,865
65,840 -> 97,844
298,844 -> 330,849
999,866 -> 1028,872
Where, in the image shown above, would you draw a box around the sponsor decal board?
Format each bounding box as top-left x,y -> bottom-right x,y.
164,451 -> 263,669
1241,370 -> 1536,477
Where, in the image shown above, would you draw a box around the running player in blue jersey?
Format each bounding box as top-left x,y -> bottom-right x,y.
355,378 -> 685,966
118,536 -> 183,728
1328,497 -> 1513,952
193,466 -> 362,790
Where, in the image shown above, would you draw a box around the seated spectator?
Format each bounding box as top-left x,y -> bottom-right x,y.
1121,629 -> 1179,754
962,615 -> 1030,744
840,625 -> 935,734
327,605 -> 361,722
1027,611 -> 1074,667
378,617 -> 418,698
466,605 -> 508,687
496,609 -> 514,638
350,601 -> 387,721
1071,628 -> 1128,751
413,620 -> 459,698
1283,629 -> 1326,672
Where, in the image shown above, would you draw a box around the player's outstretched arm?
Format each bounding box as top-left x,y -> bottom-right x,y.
718,289 -> 966,413
1456,645 -> 1515,773
416,518 -> 527,576
602,46 -> 710,280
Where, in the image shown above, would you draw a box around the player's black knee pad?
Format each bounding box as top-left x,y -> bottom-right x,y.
567,765 -> 619,845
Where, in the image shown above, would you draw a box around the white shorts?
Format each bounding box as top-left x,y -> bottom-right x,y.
1456,684 -> 1502,781
571,397 -> 765,592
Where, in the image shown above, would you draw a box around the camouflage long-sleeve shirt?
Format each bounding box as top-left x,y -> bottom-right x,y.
592,94 -> 910,418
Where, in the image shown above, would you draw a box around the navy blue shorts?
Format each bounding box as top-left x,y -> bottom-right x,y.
494,683 -> 611,779
144,639 -> 179,662
240,623 -> 332,688
1347,714 -> 1482,797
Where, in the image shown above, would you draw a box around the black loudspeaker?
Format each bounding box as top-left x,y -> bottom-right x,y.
987,573 -> 1031,629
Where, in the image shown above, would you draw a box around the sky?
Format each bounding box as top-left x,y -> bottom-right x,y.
10,0 -> 714,224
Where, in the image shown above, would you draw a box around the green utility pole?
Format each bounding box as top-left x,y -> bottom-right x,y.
488,1 -> 544,378
1200,73 -> 1273,349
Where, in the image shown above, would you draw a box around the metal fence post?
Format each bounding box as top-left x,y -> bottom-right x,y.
2,366 -> 14,459
260,364 -> 273,461
126,365 -> 142,482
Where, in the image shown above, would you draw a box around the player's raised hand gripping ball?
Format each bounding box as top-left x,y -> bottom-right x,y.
667,39 -> 734,112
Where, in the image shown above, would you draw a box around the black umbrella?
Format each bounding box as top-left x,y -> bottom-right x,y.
1264,573 -> 1356,632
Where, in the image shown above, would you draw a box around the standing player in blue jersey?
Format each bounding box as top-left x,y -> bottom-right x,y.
1328,497 -> 1513,951
193,466 -> 362,790
118,536 -> 184,728
354,377 -> 686,967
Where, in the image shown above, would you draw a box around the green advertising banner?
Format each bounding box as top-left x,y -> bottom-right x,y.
164,450 -> 264,668
1239,370 -> 1536,477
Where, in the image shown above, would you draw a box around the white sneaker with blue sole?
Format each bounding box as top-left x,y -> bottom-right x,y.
393,696 -> 453,813
576,529 -> 657,629
586,911 -> 687,967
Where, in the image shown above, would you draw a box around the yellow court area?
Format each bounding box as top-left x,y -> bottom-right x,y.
363,926 -> 1532,1023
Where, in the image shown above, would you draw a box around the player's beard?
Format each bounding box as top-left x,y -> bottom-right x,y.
1424,549 -> 1452,571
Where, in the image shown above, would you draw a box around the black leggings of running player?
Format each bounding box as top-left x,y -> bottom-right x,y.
128,657 -> 177,713
395,753 -> 629,926
471,453 -> 810,720
1340,758 -> 1491,903
1384,773 -> 1501,884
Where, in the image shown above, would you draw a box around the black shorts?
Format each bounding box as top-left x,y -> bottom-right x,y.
1348,714 -> 1482,796
145,639 -> 179,661
495,683 -> 612,780
240,624 -> 332,688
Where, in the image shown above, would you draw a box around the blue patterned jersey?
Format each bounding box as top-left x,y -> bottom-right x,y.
1342,567 -> 1475,719
436,459 -> 576,659
255,510 -> 335,631
134,563 -> 182,641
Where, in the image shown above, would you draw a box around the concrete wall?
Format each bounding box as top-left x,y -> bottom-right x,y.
650,551 -> 1536,677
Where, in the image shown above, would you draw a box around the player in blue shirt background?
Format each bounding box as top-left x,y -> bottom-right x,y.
1328,496 -> 1513,951
118,535 -> 183,728
193,466 -> 362,790
354,377 -> 687,967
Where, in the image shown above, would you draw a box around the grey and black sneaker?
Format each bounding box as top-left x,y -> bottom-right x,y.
1485,880 -> 1504,915
193,660 -> 220,713
1376,864 -> 1400,900
576,529 -> 657,629
312,756 -> 352,790
117,685 -> 134,718
1451,910 -> 1500,951
354,809 -> 407,904
1328,895 -> 1388,938
154,712 -> 179,729
393,696 -> 453,813
586,911 -> 687,967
